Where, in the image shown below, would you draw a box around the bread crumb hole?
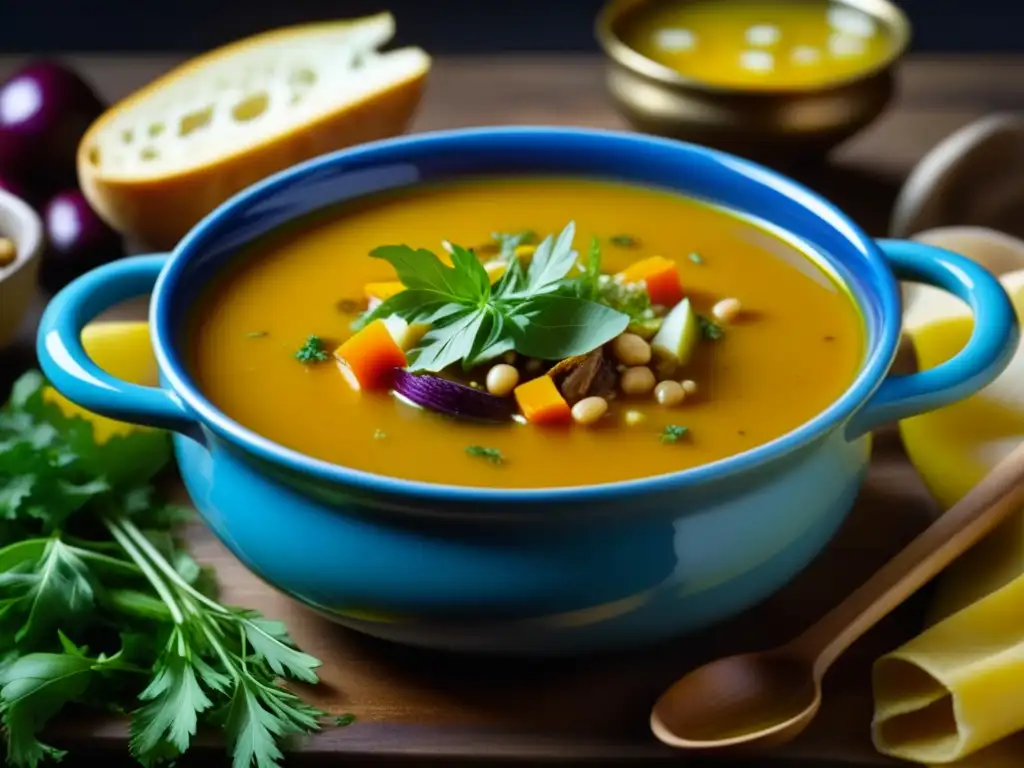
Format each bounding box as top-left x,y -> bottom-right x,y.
231,92 -> 269,122
140,146 -> 159,161
121,129 -> 133,144
290,67 -> 317,86
148,122 -> 165,138
179,105 -> 214,137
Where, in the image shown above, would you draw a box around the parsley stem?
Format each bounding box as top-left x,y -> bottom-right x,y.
103,516 -> 186,625
116,516 -> 230,616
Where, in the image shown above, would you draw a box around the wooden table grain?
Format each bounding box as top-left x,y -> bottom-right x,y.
4,53 -> 1024,766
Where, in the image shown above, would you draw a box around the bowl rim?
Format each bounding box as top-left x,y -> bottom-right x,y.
594,0 -> 912,96
0,187 -> 43,285
152,126 -> 900,506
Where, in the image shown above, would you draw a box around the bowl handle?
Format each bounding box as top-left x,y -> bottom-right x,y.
36,254 -> 198,435
846,239 -> 1019,440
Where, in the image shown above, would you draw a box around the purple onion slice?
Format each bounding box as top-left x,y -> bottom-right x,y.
392,369 -> 516,422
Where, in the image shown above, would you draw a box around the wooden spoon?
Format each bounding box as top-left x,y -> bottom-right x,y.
650,439 -> 1024,755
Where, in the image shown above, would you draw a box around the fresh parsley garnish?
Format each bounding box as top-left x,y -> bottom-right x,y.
698,315 -> 724,341
0,371 -> 324,768
688,252 -> 703,264
246,330 -> 268,338
334,713 -> 357,727
353,222 -> 630,373
610,234 -> 639,248
492,230 -> 537,260
295,335 -> 330,363
466,445 -> 504,464
660,425 -> 690,444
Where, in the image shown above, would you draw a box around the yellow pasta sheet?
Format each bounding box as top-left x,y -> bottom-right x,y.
872,514 -> 1024,764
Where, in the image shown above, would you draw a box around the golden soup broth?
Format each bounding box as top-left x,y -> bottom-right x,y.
190,178 -> 863,489
620,0 -> 894,90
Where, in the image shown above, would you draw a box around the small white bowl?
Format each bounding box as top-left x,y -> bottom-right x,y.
0,189 -> 44,350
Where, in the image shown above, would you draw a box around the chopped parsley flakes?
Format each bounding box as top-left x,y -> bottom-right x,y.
466,445 -> 504,464
295,335 -> 330,364
660,425 -> 690,444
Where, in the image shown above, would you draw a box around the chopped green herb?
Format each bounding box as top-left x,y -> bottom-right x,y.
334,713 -> 357,727
610,234 -> 639,248
466,445 -> 504,464
660,425 -> 690,444
373,429 -> 387,440
698,315 -> 724,341
295,335 -> 330,364
337,298 -> 363,314
688,252 -> 704,264
352,222 -> 629,373
246,330 -> 268,339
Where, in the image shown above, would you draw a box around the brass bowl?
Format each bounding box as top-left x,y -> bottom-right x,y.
595,0 -> 911,163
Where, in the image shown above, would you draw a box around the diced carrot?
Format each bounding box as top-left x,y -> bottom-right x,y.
616,256 -> 684,307
514,375 -> 572,425
643,266 -> 685,307
364,281 -> 405,302
334,320 -> 407,391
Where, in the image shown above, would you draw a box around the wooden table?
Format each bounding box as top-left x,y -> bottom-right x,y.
5,54 -> 1024,766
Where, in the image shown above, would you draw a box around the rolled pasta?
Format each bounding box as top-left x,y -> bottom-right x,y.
872,567 -> 1024,763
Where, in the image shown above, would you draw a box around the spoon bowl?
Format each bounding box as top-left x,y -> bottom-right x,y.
651,651 -> 820,753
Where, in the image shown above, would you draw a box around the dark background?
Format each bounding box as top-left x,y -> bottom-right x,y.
1,0 -> 1021,54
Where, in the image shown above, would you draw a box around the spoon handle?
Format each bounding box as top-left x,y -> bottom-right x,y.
791,439 -> 1024,676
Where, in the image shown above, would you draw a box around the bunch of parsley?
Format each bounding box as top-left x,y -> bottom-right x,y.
354,222 -> 631,372
0,372 -> 324,767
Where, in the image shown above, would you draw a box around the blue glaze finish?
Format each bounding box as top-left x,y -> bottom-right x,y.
35,128 -> 1019,654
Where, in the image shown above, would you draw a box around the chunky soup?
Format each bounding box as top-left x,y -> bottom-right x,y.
190,178 -> 863,488
618,0 -> 895,90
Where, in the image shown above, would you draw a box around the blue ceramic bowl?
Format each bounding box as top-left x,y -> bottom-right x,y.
37,128 -> 1018,655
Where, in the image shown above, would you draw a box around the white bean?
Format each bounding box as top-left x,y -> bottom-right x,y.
572,396 -> 609,426
655,380 -> 685,407
486,364 -> 520,397
611,333 -> 652,366
681,379 -> 698,395
712,297 -> 742,324
620,366 -> 656,396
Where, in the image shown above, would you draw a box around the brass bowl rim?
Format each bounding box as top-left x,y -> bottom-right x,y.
595,0 -> 912,96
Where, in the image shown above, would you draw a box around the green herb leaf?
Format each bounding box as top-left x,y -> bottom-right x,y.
334,712 -> 357,727
294,335 -> 330,364
520,222 -> 578,295
610,234 -> 638,248
406,309 -> 485,373
0,649 -> 115,766
660,425 -> 690,444
370,245 -> 479,302
698,316 -> 724,341
509,295 -> 629,360
466,446 -> 504,465
688,252 -> 703,264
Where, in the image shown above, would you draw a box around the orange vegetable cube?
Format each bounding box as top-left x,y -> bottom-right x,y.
514,375 -> 571,425
364,281 -> 405,302
334,320 -> 407,391
616,256 -> 684,307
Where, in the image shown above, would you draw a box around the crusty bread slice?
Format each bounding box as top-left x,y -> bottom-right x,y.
77,13 -> 430,249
